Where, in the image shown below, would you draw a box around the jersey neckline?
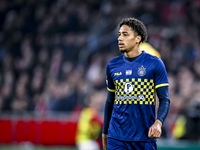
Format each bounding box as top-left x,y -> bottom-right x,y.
123,51 -> 145,63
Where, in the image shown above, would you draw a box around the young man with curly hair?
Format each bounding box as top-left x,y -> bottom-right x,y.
102,17 -> 170,150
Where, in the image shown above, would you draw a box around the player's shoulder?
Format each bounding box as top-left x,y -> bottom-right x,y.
143,51 -> 163,64
107,55 -> 123,66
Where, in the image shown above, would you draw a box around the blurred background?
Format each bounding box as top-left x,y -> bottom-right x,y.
0,0 -> 200,149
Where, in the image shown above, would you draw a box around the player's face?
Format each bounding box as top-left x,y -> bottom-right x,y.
118,25 -> 140,53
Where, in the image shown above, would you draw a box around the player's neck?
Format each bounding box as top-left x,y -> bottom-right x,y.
125,47 -> 141,58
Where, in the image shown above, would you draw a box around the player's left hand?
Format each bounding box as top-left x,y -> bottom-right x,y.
148,119 -> 162,138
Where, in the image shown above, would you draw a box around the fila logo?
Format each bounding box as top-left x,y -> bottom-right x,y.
114,72 -> 122,76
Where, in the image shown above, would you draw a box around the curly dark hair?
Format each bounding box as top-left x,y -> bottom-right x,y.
119,17 -> 148,43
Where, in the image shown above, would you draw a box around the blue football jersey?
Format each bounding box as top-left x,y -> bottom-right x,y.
106,51 -> 169,142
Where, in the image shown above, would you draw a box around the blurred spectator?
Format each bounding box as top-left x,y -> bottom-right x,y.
34,93 -> 48,114
75,91 -> 105,150
172,92 -> 200,141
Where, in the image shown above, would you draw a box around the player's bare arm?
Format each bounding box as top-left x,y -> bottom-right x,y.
102,133 -> 108,150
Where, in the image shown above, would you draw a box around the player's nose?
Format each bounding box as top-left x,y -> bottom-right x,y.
118,36 -> 122,41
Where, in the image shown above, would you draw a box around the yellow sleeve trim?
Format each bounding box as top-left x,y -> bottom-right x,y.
155,83 -> 169,89
107,87 -> 115,92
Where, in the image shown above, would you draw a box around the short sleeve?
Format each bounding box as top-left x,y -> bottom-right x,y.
154,59 -> 169,89
106,64 -> 115,92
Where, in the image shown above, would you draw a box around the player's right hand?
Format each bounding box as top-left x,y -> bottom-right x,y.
102,133 -> 108,150
148,119 -> 162,138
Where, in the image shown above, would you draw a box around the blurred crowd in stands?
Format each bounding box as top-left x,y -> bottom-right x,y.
0,0 -> 200,140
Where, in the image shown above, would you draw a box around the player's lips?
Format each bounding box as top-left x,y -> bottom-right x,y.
118,43 -> 124,47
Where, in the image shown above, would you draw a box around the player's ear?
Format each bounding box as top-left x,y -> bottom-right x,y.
136,35 -> 141,44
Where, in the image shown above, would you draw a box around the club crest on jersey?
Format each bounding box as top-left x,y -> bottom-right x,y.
126,70 -> 132,75
137,66 -> 146,76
